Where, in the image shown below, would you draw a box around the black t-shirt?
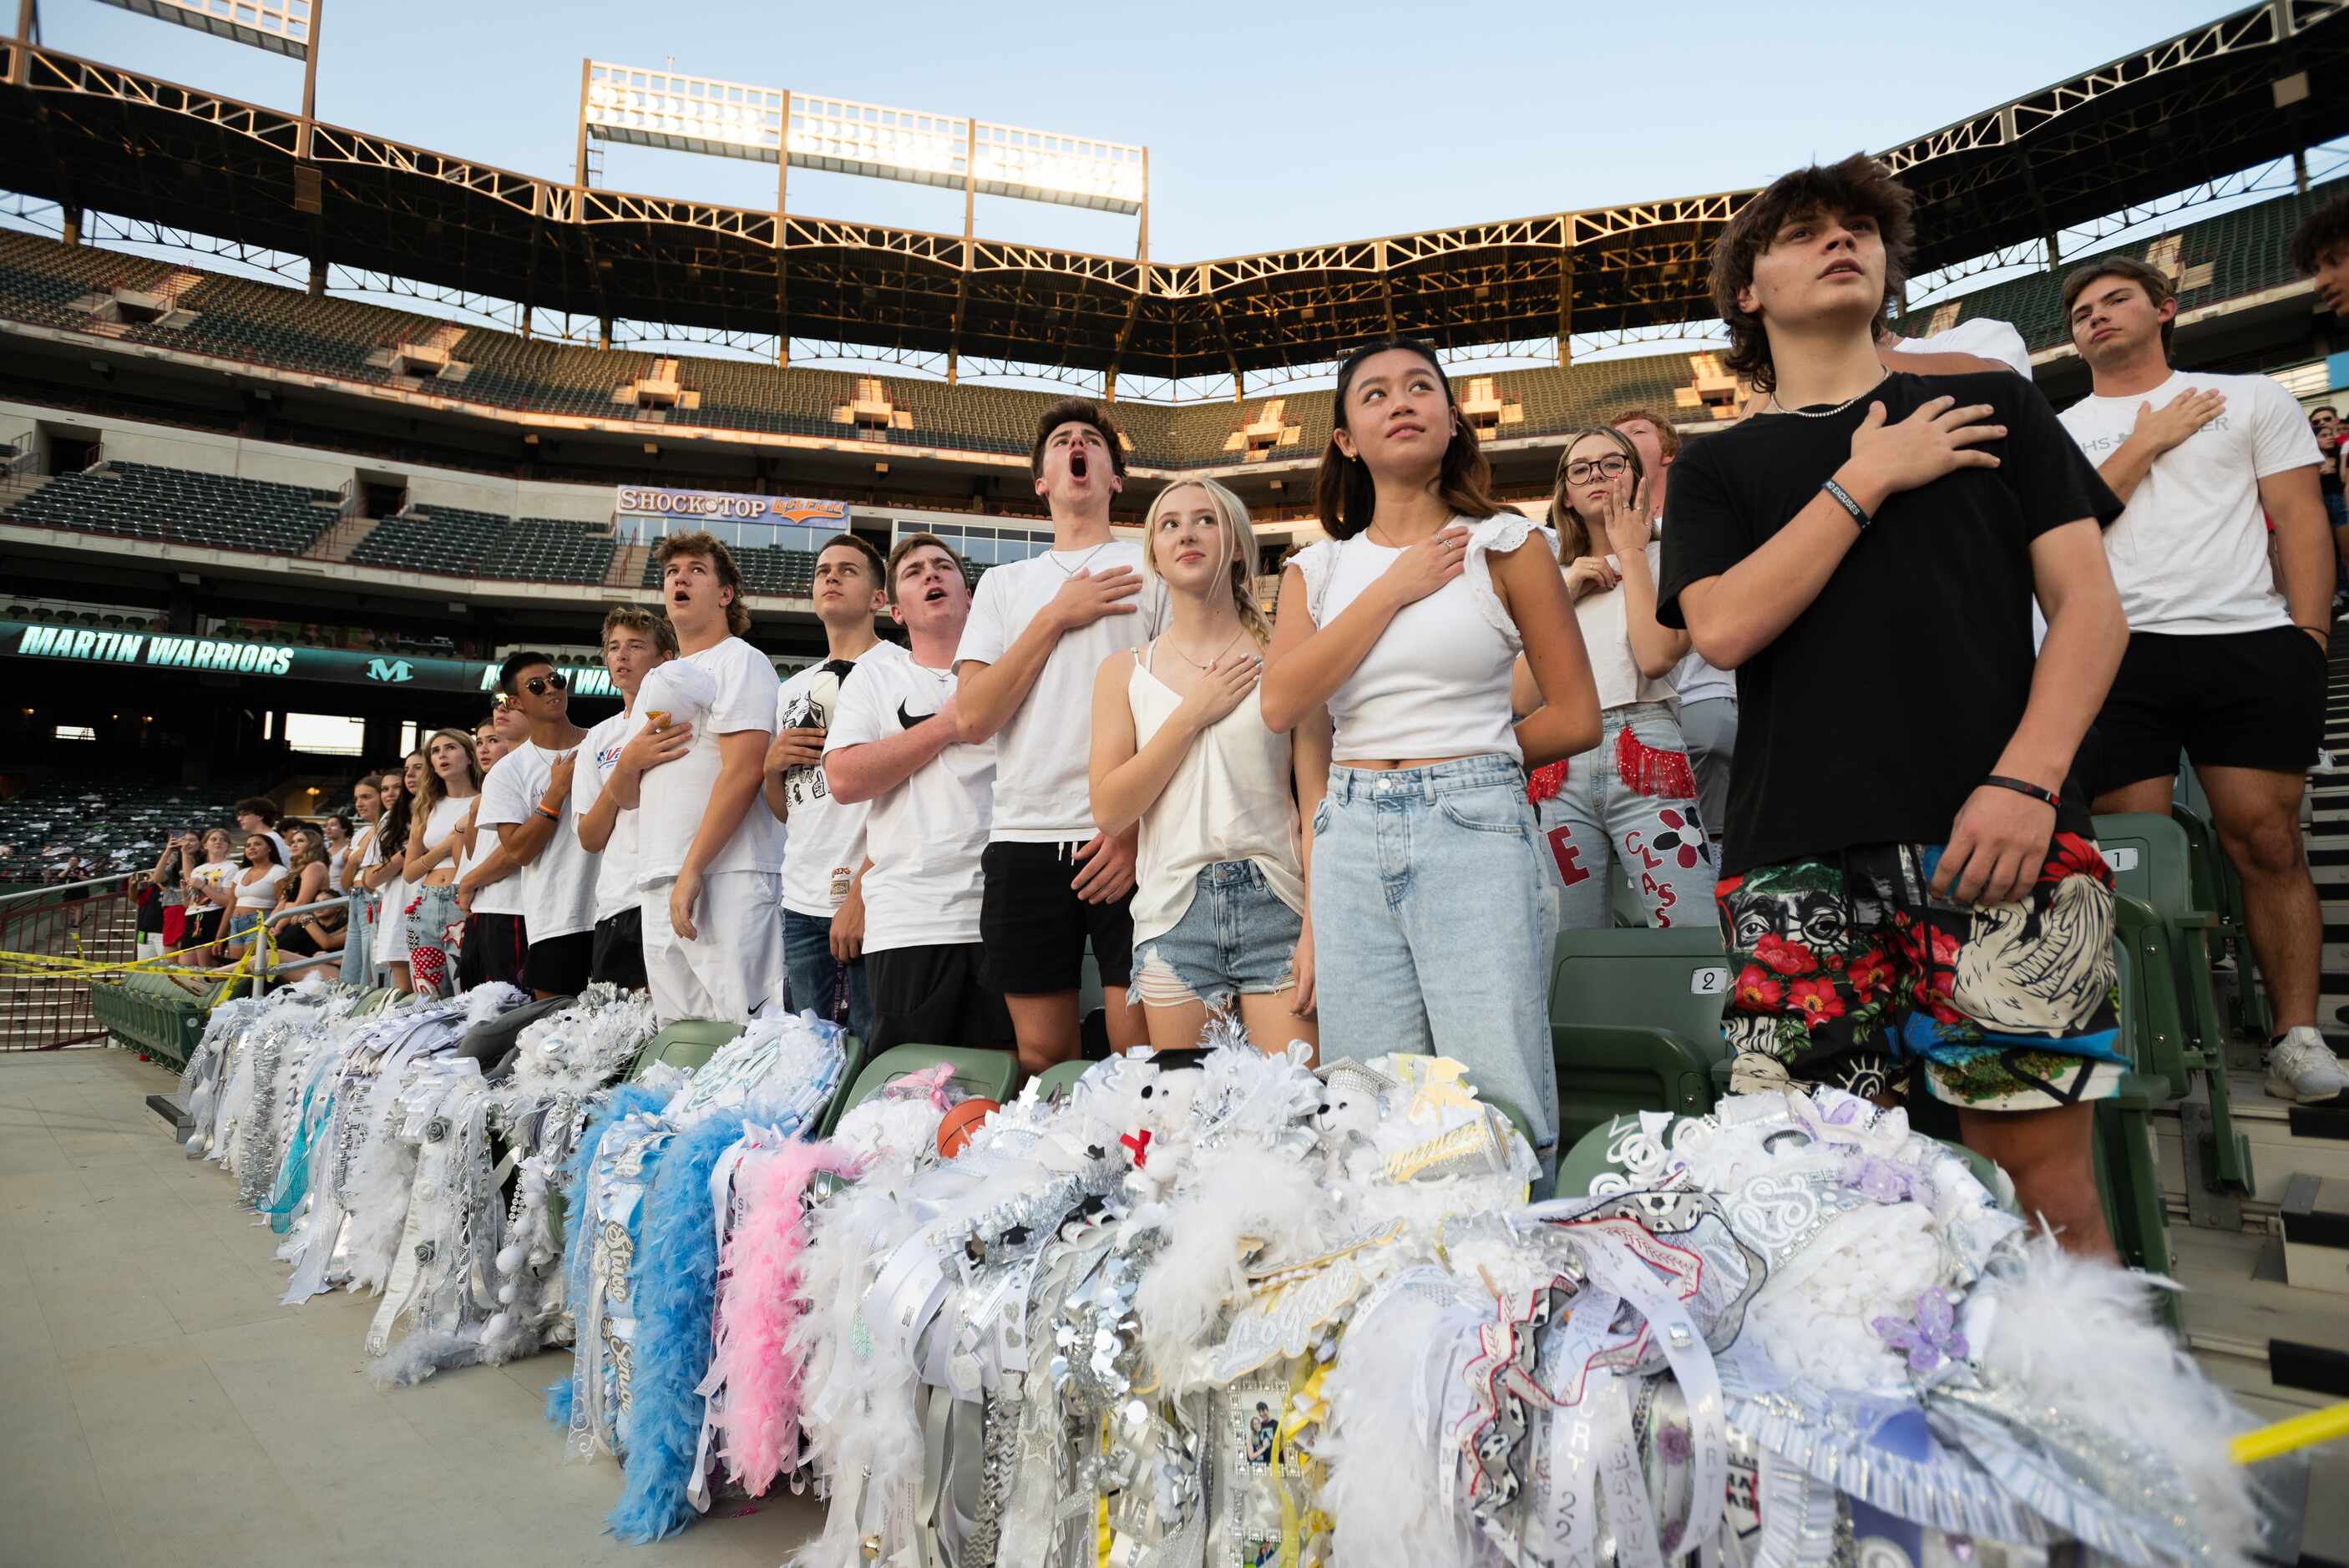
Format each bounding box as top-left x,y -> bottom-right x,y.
1657,370 -> 2121,877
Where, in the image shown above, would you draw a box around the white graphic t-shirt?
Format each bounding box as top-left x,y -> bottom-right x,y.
575,709 -> 640,925
777,640 -> 907,918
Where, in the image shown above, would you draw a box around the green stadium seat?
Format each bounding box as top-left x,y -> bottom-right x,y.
627,1018 -> 742,1080
838,1044 -> 1020,1120
1548,927 -> 1729,1151
1030,1059 -> 1091,1104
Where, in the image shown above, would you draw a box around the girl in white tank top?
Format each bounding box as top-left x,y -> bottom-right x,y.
1091,479 -> 1330,1057
1258,339 -> 1601,1187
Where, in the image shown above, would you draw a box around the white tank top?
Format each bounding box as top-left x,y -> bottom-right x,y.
1290,513 -> 1554,765
234,863 -> 288,909
1572,544 -> 1678,712
1125,645 -> 1308,945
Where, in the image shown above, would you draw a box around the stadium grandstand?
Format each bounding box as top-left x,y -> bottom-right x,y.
3,0 -> 2349,1557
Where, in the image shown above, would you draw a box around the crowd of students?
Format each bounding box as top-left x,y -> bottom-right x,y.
134,160 -> 2349,1263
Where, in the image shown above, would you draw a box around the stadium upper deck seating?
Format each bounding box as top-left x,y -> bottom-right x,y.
1,460 -> 338,557
351,504 -> 614,584
0,184 -> 2331,474
1890,183 -> 2321,352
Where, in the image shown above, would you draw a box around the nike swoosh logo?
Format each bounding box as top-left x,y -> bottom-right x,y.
897,701 -> 930,731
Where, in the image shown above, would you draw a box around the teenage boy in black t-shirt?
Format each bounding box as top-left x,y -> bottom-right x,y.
1655,155 -> 2131,1260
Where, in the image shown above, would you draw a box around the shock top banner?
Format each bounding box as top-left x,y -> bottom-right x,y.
614,485 -> 848,525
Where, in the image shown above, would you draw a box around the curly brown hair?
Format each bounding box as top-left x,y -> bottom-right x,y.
1709,154 -> 1916,395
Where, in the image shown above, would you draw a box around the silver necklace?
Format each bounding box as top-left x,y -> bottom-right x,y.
1159,627 -> 1249,670
1047,539 -> 1114,576
1762,367 -> 1890,419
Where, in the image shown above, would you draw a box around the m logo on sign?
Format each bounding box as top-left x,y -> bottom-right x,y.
367,658 -> 414,684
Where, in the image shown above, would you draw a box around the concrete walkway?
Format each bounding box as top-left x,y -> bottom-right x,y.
0,1047 -> 820,1567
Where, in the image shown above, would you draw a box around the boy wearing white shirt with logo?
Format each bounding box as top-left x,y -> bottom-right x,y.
764,533 -> 904,1041
575,607 -> 676,993
828,534 -> 1007,1051
475,650 -> 599,999
602,531 -> 785,1023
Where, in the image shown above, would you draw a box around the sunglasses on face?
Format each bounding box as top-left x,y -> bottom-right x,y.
1562,454 -> 1632,485
499,675 -> 568,704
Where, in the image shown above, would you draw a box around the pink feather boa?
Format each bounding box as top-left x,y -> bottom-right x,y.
711,1136 -> 868,1496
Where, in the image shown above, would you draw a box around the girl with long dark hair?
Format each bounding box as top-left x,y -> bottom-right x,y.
360,756 -> 421,992
1261,337 -> 1599,1184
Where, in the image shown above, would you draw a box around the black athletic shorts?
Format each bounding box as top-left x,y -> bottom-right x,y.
524,929 -> 593,998
590,908 -> 648,993
458,911 -> 529,992
977,840 -> 1136,994
868,943 -> 1013,1053
2085,625 -> 2325,797
185,908 -> 223,948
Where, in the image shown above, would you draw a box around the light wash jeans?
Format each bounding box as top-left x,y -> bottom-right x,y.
1310,754 -> 1558,1186
1535,702 -> 1718,933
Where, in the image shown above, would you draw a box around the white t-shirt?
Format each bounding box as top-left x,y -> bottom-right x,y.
1573,544 -> 1680,711
630,637 -> 786,885
2058,369 -> 2321,635
954,539 -> 1166,842
476,736 -> 599,943
777,640 -> 908,918
824,654 -> 995,953
458,823 -> 526,918
575,709 -> 640,924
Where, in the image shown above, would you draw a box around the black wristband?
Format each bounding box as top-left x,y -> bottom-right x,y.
1820,478 -> 1871,530
1983,774 -> 2059,810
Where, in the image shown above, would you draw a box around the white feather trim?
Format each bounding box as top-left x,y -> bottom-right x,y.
1134,1143 -> 1328,1393
1972,1233 -> 2261,1564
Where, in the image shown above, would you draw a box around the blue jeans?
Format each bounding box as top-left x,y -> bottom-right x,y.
784,907 -> 875,1044
1310,754 -> 1558,1186
1534,703 -> 1718,933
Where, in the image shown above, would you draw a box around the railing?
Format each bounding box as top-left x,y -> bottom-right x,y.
0,874 -> 136,1050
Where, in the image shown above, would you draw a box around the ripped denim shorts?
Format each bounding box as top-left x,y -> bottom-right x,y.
1131,859 -> 1304,1010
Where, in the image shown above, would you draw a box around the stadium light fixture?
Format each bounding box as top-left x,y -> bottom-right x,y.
581,60 -> 1144,216
89,0 -> 314,58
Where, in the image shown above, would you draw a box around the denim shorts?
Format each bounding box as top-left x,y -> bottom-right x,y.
1131,860 -> 1304,1010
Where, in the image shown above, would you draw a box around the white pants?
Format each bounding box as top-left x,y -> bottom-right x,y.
640,870 -> 785,1025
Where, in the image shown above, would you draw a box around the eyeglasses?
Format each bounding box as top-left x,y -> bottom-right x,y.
1562,454 -> 1632,485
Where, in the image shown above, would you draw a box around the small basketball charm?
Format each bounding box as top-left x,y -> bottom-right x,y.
936,1097 -> 998,1159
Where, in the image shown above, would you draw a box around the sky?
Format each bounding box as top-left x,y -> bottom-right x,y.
28,0 -> 2252,265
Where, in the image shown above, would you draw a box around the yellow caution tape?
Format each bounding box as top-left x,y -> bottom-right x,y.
2231,1401 -> 2349,1465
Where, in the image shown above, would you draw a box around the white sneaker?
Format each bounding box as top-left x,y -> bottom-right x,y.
2265,1028 -> 2349,1104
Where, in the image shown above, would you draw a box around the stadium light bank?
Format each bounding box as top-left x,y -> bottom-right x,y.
579,59 -> 1150,256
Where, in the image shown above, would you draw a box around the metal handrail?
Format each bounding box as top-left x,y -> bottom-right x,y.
0,872 -> 136,909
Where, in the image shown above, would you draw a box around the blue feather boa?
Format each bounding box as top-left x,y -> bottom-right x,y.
607,1109 -> 752,1544
544,1081 -> 668,1427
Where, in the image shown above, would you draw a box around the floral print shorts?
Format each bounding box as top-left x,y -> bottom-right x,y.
1713,834 -> 2126,1112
